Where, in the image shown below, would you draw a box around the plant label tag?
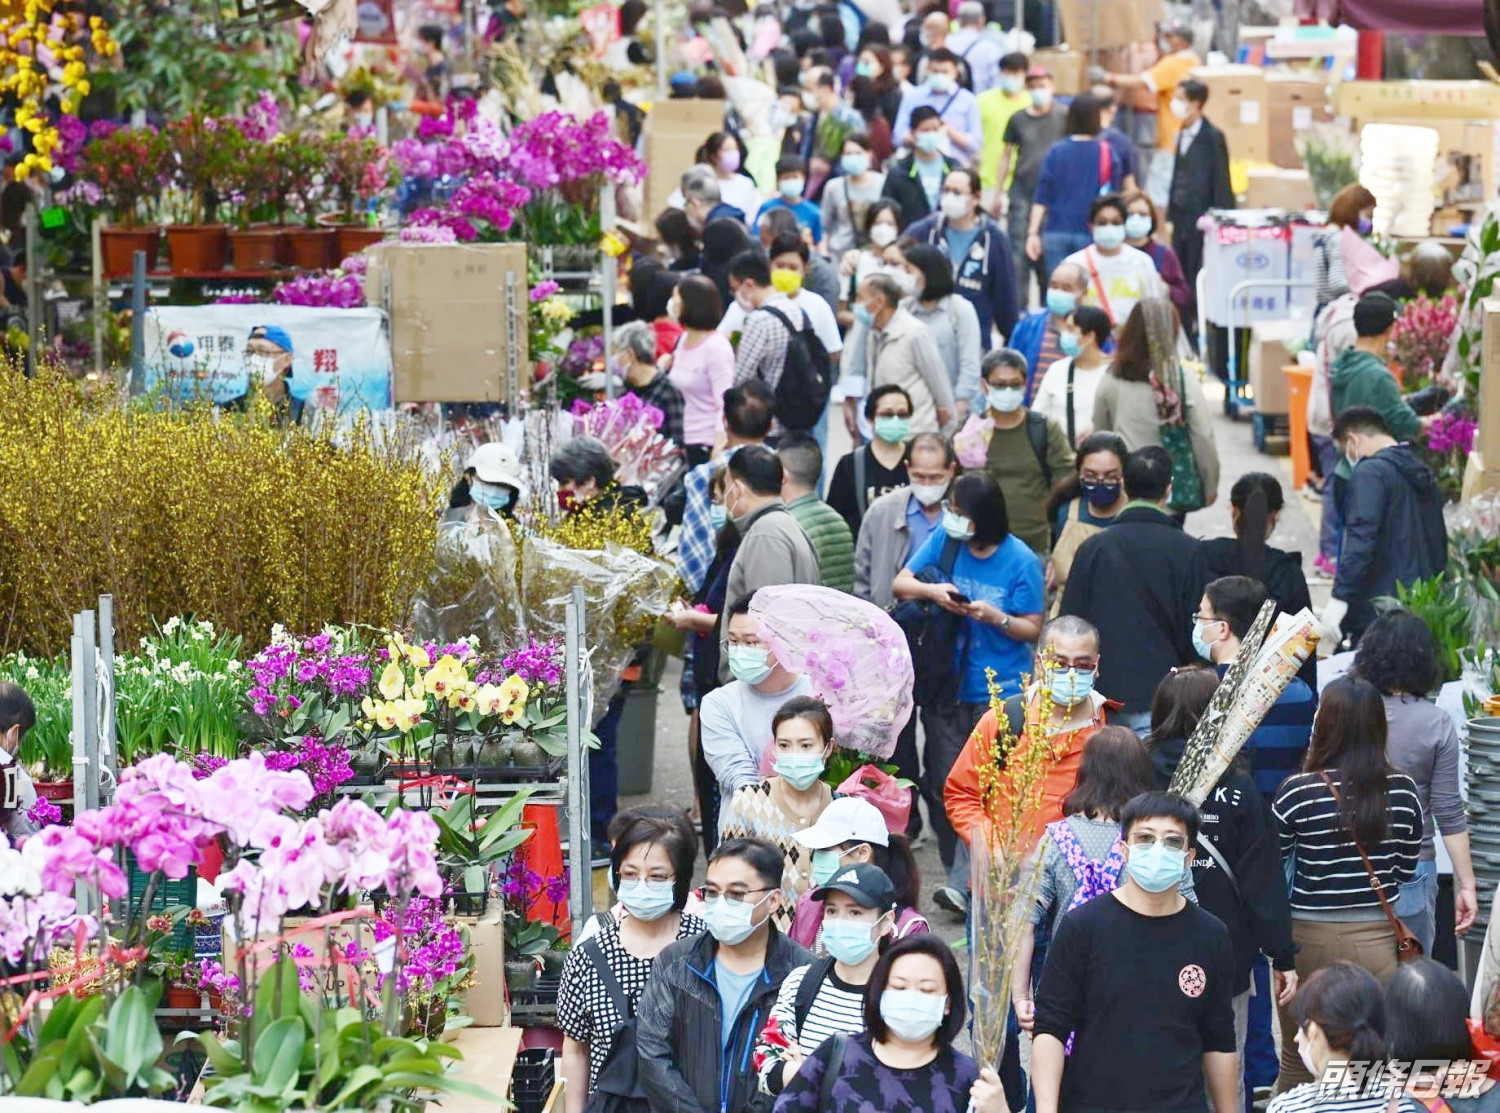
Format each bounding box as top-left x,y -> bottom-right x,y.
2,766 -> 17,810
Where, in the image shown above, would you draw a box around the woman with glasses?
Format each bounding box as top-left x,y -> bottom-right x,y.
558,805 -> 706,1113
1272,675 -> 1422,1092
774,934 -> 1009,1113
1043,432 -> 1128,617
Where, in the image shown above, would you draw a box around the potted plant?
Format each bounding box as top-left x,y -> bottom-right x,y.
431,789 -> 534,916
78,124 -> 165,276
281,132 -> 336,270
322,133 -> 393,257
502,922 -> 560,992
164,112 -> 242,273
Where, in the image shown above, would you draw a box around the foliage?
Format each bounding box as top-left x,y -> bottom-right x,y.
499,857 -> 567,954
1382,571 -> 1471,684
1295,124 -> 1359,210
1452,211 -> 1500,399
7,985 -> 177,1100
325,134 -> 395,221
0,5 -> 113,179
166,112 -> 247,224
77,124 -> 168,225
431,790 -> 533,904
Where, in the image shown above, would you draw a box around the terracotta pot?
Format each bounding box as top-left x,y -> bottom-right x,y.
164,224 -> 228,273
165,985 -> 201,1010
281,226 -> 334,270
100,225 -> 160,277
34,780 -> 73,802
335,225 -> 387,259
228,227 -> 284,271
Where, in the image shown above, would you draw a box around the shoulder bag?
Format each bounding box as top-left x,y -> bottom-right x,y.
1318,772 -> 1424,964
1160,363 -> 1205,513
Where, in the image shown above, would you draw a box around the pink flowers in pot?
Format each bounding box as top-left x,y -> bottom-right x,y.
1391,294 -> 1459,385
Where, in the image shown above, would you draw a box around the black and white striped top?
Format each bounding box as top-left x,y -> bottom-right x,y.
1273,771 -> 1422,912
757,962 -> 869,1093
1267,1079 -> 1420,1113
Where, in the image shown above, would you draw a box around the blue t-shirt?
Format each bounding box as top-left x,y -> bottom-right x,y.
754,198 -> 824,244
1033,139 -> 1121,238
916,158 -> 945,209
714,958 -> 762,1050
905,531 -> 1045,702
944,223 -> 983,272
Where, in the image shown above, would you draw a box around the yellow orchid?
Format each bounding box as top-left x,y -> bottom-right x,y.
498,673 -> 529,723
392,697 -> 427,732
378,659 -> 405,701
362,697 -> 400,731
423,654 -> 469,699
404,643 -> 432,669
474,683 -> 508,717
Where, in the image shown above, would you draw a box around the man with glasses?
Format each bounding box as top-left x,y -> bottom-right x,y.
638,837 -> 813,1113
1032,792 -> 1240,1113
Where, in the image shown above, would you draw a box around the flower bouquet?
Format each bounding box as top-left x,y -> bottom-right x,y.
570,393 -> 684,497
1391,294 -> 1460,386
1424,409 -> 1478,502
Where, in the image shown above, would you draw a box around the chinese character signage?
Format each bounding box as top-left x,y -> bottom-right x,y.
141,305 -> 393,416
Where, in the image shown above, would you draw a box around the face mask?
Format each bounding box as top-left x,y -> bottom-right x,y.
1346,448 -> 1360,469
1030,88 -> 1053,109
1080,480 -> 1121,509
558,489 -> 579,513
1298,1031 -> 1320,1082
735,290 -> 756,314
988,386 -> 1024,414
1191,619 -> 1221,662
1000,74 -> 1024,95
941,509 -> 972,540
771,105 -> 796,129
471,481 -> 515,512
855,60 -> 876,78
914,130 -> 942,154
1169,98 -> 1189,120
702,891 -> 770,945
1048,667 -> 1096,708
822,918 -> 880,965
618,878 -> 676,921
778,177 -> 806,200
879,989 -> 947,1042
727,645 -> 774,685
1092,224 -> 1126,250
771,269 -> 804,295
886,267 -> 919,297
873,415 -> 910,444
939,192 -> 970,221
667,295 -> 683,321
1357,216 -> 1373,236
911,482 -> 948,507
928,72 -> 954,94
853,303 -> 876,328
1125,841 -> 1186,893
719,149 -> 741,174
709,503 -> 728,531
869,223 -> 898,247
841,152 -> 871,177
354,112 -> 374,129
810,848 -> 849,888
1046,288 -> 1077,318
1124,213 -> 1153,240
1059,331 -> 1082,358
774,752 -> 826,791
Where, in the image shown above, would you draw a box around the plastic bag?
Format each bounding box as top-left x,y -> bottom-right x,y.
953,413 -> 992,470
835,764 -> 911,835
410,507 -> 523,649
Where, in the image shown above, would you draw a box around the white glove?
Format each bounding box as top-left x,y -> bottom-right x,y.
1320,598 -> 1349,647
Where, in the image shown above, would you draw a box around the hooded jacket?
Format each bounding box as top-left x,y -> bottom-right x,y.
636,925 -> 813,1113
906,211 -> 1020,344
1328,348 -> 1423,480
1334,443 -> 1448,635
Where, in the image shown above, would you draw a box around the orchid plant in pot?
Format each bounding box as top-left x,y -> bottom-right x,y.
323,132 -> 394,256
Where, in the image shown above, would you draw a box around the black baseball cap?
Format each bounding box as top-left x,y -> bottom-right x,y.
1353,292 -> 1398,337
811,862 -> 896,910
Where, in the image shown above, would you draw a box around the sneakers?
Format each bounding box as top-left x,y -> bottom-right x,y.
1313,554 -> 1337,580
933,886 -> 970,917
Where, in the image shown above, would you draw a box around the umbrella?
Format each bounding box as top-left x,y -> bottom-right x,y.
749,585 -> 914,760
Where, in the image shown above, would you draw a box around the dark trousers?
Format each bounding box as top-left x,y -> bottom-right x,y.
1246,957 -> 1278,1105
921,698 -> 991,884
691,713 -> 721,856
590,691 -> 626,847
1173,225 -> 1205,336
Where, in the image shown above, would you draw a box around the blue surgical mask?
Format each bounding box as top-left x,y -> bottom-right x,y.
987,386 -> 1024,414
810,847 -> 849,888
914,130 -> 942,154
941,509 -> 972,540
822,918 -> 880,965
928,72 -> 954,94
1124,213 -> 1153,240
709,503 -> 728,531
873,415 -> 910,444
618,878 -> 676,921
1048,667 -> 1096,708
879,989 -> 947,1041
1125,841 -> 1187,893
1093,224 -> 1126,250
727,645 -> 774,685
1059,331 -> 1082,358
471,481 -> 514,512
841,152 -> 871,177
774,752 -> 826,791
1191,618 -> 1221,662
1030,88 -> 1053,110
779,177 -> 806,200
1000,74 -> 1024,95
1046,289 -> 1077,318
853,303 -> 876,328
702,891 -> 771,945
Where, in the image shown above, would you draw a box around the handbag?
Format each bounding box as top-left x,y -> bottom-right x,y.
1318,772 -> 1424,964
1160,364 -> 1204,513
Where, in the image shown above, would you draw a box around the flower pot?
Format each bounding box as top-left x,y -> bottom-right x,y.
34,779 -> 73,802
100,224 -> 161,277
164,224 -> 228,273
336,225 -> 387,259
282,226 -> 334,270
509,739 -> 545,768
228,227 -> 284,271
541,948 -> 567,977
504,958 -> 538,992
165,985 -> 201,1010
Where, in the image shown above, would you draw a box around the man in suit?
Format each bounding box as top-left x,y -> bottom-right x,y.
1167,78 -> 1232,335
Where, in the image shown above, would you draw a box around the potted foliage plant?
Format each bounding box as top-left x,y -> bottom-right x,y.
321,132 -> 392,257
164,112 -> 241,273
79,124 -> 165,276
431,789 -> 534,916
281,132 -> 336,270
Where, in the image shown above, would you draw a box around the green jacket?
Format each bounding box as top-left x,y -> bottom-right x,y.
785,493 -> 855,594
1329,347 -> 1423,479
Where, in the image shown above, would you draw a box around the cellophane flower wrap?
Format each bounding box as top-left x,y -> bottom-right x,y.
569,394 -> 683,496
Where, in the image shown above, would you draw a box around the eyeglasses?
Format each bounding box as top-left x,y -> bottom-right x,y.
1193,614 -> 1224,626
619,869 -> 676,884
1050,658 -> 1098,671
701,885 -> 775,905
1128,832 -> 1189,852
1080,471 -> 1122,485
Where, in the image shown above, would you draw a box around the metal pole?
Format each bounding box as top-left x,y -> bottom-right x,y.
70,615 -> 92,916
97,596 -> 116,791
80,608 -> 98,816
23,202 -> 38,368
565,586 -> 593,936
654,0 -> 667,100
91,216 -> 103,381
129,250 -> 146,396
601,186 -> 617,401
1014,0 -> 1024,41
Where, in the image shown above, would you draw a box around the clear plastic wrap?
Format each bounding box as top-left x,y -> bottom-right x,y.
410,507 -> 523,648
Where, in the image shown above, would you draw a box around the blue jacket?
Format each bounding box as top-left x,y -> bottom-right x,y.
907,212 -> 1019,345
1011,309 -> 1053,402
1216,662 -> 1316,804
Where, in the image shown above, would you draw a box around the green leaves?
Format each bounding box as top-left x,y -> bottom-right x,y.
251,1018 -> 306,1100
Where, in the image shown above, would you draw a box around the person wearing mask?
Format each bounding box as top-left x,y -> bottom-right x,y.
1031,305 -> 1113,447
551,435 -> 641,513
757,863 -> 902,1099
416,23 -> 451,100
895,472 -> 1045,909
1089,86 -> 1142,196
445,440 -> 526,524
1353,610 -> 1478,954
822,134 -> 888,258
749,207 -> 843,316
1064,194 -> 1165,330
618,317 -> 686,450
1384,960 -> 1496,1113
774,84 -> 817,164
1101,19 -> 1202,204
661,279 -> 733,468
1093,297 -> 1220,509
995,65 -> 1066,305
700,218 -> 756,310
976,348 -> 1075,559
774,935 -> 1009,1113
669,132 -> 763,222
779,435 -> 856,593
1060,446 -> 1210,733
345,89 -> 375,132
680,163 -> 747,233
756,155 -> 825,245
631,257 -> 685,360
558,807 -> 707,1113
1147,667 -> 1301,1105
846,273 -> 955,435
837,199 -> 905,319
1032,792 -> 1239,1113
1010,261 -> 1088,402
1123,190 -> 1191,323
1042,432 -> 1128,613
1272,675 -> 1423,1091
851,43 -> 904,137
911,9 -> 953,75
1164,79 -> 1231,327
731,247 -> 838,436
720,697 -> 839,926
787,799 -> 928,950
0,683 -> 38,840
828,385 -> 914,535
896,242 -> 982,418
1323,406 -> 1446,649
907,168 -> 1019,347
657,207 -> 703,271
1329,293 -> 1427,486
1316,184 -> 1395,311
812,72 -> 866,151
1026,96 -> 1130,278
977,52 -> 1033,201
892,49 -> 982,164
946,2 -> 1003,92
723,447 -> 822,644
638,837 -> 814,1113
881,107 -> 953,227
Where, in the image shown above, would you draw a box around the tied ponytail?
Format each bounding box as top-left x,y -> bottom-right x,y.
1292,962 -> 1388,1065
1348,1018 -> 1386,1064
1236,485 -> 1269,583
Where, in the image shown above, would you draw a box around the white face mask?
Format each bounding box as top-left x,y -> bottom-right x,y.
928,71 -> 955,94
885,266 -> 918,297
910,482 -> 948,507
939,192 -> 970,221
1169,98 -> 1190,120
869,223 -> 898,247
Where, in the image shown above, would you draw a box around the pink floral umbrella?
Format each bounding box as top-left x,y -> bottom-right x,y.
749,585 -> 914,760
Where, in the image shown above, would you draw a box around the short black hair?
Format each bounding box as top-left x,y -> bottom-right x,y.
1089,193 -> 1126,224
863,935 -> 966,1048
1000,51 -> 1028,72
727,595 -> 754,618
727,443 -> 784,496
864,198 -> 903,235
901,242 -> 955,300
909,105 -> 941,130
1178,78 -> 1209,105
925,47 -> 961,68
676,273 -> 723,331
865,384 -> 914,420
418,23 -> 445,47
950,471 -> 1009,547
1204,575 -> 1269,641
724,381 -> 774,439
777,433 -> 823,489
710,836 -> 784,887
0,682 -> 35,736
346,89 -> 372,110
769,233 -> 809,264
771,694 -> 834,747
776,154 -> 808,177
1123,446 -> 1173,502
1071,305 -> 1112,347
1353,609 -> 1442,697
728,249 -> 772,287
1332,405 -> 1390,442
816,72 -> 837,90
609,804 -> 699,911
1119,790 -> 1200,844
1384,959 -> 1474,1064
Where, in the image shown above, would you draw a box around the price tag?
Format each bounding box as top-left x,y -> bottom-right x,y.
1240,100 -> 1262,125
2,765 -> 17,811
1292,106 -> 1313,130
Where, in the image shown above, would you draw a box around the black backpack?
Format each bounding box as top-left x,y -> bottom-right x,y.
889,535 -> 967,706
759,304 -> 833,431
580,932 -> 652,1113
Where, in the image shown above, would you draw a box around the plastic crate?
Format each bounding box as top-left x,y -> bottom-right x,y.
125,850 -> 197,953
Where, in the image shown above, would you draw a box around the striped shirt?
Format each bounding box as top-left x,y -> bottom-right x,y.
757,962 -> 868,1093
1267,1079 -> 1420,1113
1273,771 -> 1421,912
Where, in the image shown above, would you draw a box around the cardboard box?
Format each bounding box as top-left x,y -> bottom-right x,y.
1056,0 -> 1162,53
1243,167 -> 1317,211
1192,65 -> 1269,164
1033,47 -> 1087,95
1247,320 -> 1304,414
364,242 -> 530,404
1266,74 -> 1334,168
644,99 -> 728,221
442,1026 -> 524,1112
1334,80 -> 1500,121
462,903 -> 509,1027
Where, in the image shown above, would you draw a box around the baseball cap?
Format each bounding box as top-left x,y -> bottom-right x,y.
1027,65 -> 1051,80
1353,292 -> 1398,337
467,441 -> 525,489
793,797 -> 890,850
249,324 -> 294,354
811,862 -> 896,910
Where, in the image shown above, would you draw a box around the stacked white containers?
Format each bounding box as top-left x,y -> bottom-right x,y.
1359,123 -> 1441,238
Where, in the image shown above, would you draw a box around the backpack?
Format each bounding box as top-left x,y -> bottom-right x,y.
1024,409 -> 1053,487
793,955 -> 837,1036
889,536 -> 967,706
1048,818 -> 1125,913
580,932 -> 653,1113
759,304 -> 834,431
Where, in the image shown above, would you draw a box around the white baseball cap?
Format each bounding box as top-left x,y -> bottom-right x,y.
793,797 -> 890,850
466,442 -> 525,490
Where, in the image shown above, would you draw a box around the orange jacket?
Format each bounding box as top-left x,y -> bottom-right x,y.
943,694 -> 1114,850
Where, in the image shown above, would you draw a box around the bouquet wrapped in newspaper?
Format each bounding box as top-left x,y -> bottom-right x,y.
1168,603 -> 1321,806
